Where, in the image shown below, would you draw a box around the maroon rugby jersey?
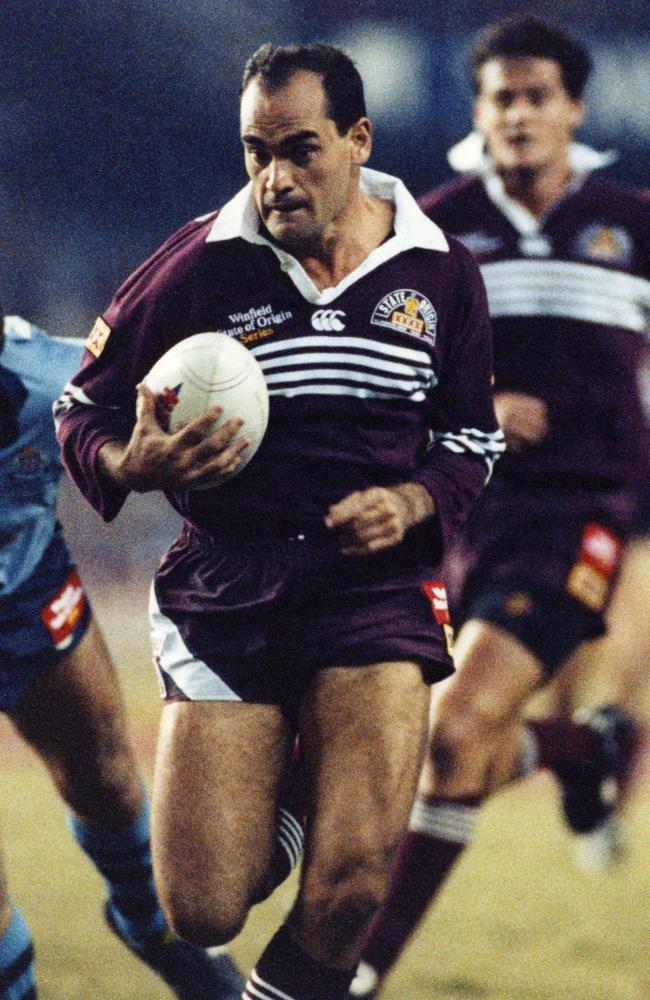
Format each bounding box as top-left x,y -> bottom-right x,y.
420,169 -> 650,492
55,169 -> 503,557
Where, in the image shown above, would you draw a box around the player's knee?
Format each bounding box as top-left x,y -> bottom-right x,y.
163,887 -> 249,948
430,694 -> 503,786
299,845 -> 389,951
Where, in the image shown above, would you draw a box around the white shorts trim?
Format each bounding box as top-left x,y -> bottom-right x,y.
149,584 -> 241,701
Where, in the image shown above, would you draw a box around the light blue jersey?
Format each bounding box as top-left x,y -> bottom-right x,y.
0,316 -> 84,599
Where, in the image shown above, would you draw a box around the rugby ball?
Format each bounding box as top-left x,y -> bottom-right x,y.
143,332 -> 269,487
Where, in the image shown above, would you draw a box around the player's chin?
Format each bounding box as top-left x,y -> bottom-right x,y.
267,216 -> 318,250
501,147 -> 543,172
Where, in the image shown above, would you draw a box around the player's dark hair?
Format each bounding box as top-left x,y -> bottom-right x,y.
470,16 -> 592,99
241,42 -> 367,135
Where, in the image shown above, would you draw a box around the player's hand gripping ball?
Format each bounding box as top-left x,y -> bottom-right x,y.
143,332 -> 269,488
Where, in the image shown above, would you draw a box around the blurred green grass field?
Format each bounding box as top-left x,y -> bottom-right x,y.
2,579 -> 649,1000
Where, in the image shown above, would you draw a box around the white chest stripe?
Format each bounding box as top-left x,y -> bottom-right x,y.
259,349 -> 429,379
253,334 -> 431,365
253,334 -> 435,403
481,259 -> 650,332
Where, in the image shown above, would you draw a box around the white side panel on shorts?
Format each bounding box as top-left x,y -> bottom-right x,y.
148,585 -> 241,702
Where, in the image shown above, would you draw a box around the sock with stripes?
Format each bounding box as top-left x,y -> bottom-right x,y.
253,807 -> 305,904
67,792 -> 167,944
0,906 -> 37,1000
360,794 -> 481,981
242,923 -> 354,1000
253,740 -> 307,905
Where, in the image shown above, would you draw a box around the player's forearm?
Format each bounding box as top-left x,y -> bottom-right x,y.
96,438 -> 163,494
97,439 -> 131,488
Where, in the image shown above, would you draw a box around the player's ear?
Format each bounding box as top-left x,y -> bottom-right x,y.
349,117 -> 372,166
569,98 -> 586,132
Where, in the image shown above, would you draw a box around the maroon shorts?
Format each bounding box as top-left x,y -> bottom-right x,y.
150,523 -> 455,710
447,484 -> 633,673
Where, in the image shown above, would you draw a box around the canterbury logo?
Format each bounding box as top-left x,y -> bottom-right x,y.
311,309 -> 346,332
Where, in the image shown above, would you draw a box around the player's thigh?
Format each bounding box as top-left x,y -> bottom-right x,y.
420,619 -> 545,794
8,616 -> 142,822
152,699 -> 290,939
443,618 -> 545,721
299,661 -> 431,890
9,615 -> 134,764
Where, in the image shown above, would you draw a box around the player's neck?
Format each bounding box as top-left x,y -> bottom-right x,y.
298,192 -> 395,292
500,157 -> 574,218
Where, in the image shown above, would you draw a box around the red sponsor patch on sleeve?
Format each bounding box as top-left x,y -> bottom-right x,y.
421,580 -> 451,624
40,568 -> 87,650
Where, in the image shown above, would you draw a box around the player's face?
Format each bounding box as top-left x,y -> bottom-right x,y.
241,70 -> 372,254
474,57 -> 585,174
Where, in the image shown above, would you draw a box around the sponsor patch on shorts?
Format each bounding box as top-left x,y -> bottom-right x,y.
579,523 -> 622,577
567,523 -> 622,612
422,580 -> 451,624
39,568 -> 86,650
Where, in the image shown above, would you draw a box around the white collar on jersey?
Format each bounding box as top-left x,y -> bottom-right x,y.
205,167 -> 448,252
446,132 -> 619,236
204,168 -> 448,305
446,130 -> 618,175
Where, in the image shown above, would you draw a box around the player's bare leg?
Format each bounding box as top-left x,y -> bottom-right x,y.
351,620 -> 630,997
295,661 -> 430,965
8,614 -> 244,999
421,622 -> 544,799
9,617 -> 143,827
240,660 -> 431,999
152,699 -> 292,945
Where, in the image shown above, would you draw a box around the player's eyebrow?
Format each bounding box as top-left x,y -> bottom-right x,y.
241,129 -> 321,149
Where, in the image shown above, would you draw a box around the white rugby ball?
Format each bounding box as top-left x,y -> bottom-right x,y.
143,331 -> 269,488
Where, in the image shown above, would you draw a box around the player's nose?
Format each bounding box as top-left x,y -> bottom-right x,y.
264,157 -> 294,194
504,96 -> 533,123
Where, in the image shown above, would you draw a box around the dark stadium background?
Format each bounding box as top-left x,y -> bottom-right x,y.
6,0 -> 650,576
4,0 -> 650,338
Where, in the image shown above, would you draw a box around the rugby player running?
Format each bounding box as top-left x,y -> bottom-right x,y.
55,43 -> 503,1000
0,314 -> 243,999
349,17 -> 650,997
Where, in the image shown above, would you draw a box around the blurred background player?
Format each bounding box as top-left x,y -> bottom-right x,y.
548,434 -> 650,867
55,42 -> 503,1000
0,313 -> 244,999
349,15 -> 650,997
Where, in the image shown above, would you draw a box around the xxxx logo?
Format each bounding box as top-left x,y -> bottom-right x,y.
311,309 -> 346,332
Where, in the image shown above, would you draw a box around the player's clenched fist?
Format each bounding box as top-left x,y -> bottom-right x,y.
325,483 -> 436,556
